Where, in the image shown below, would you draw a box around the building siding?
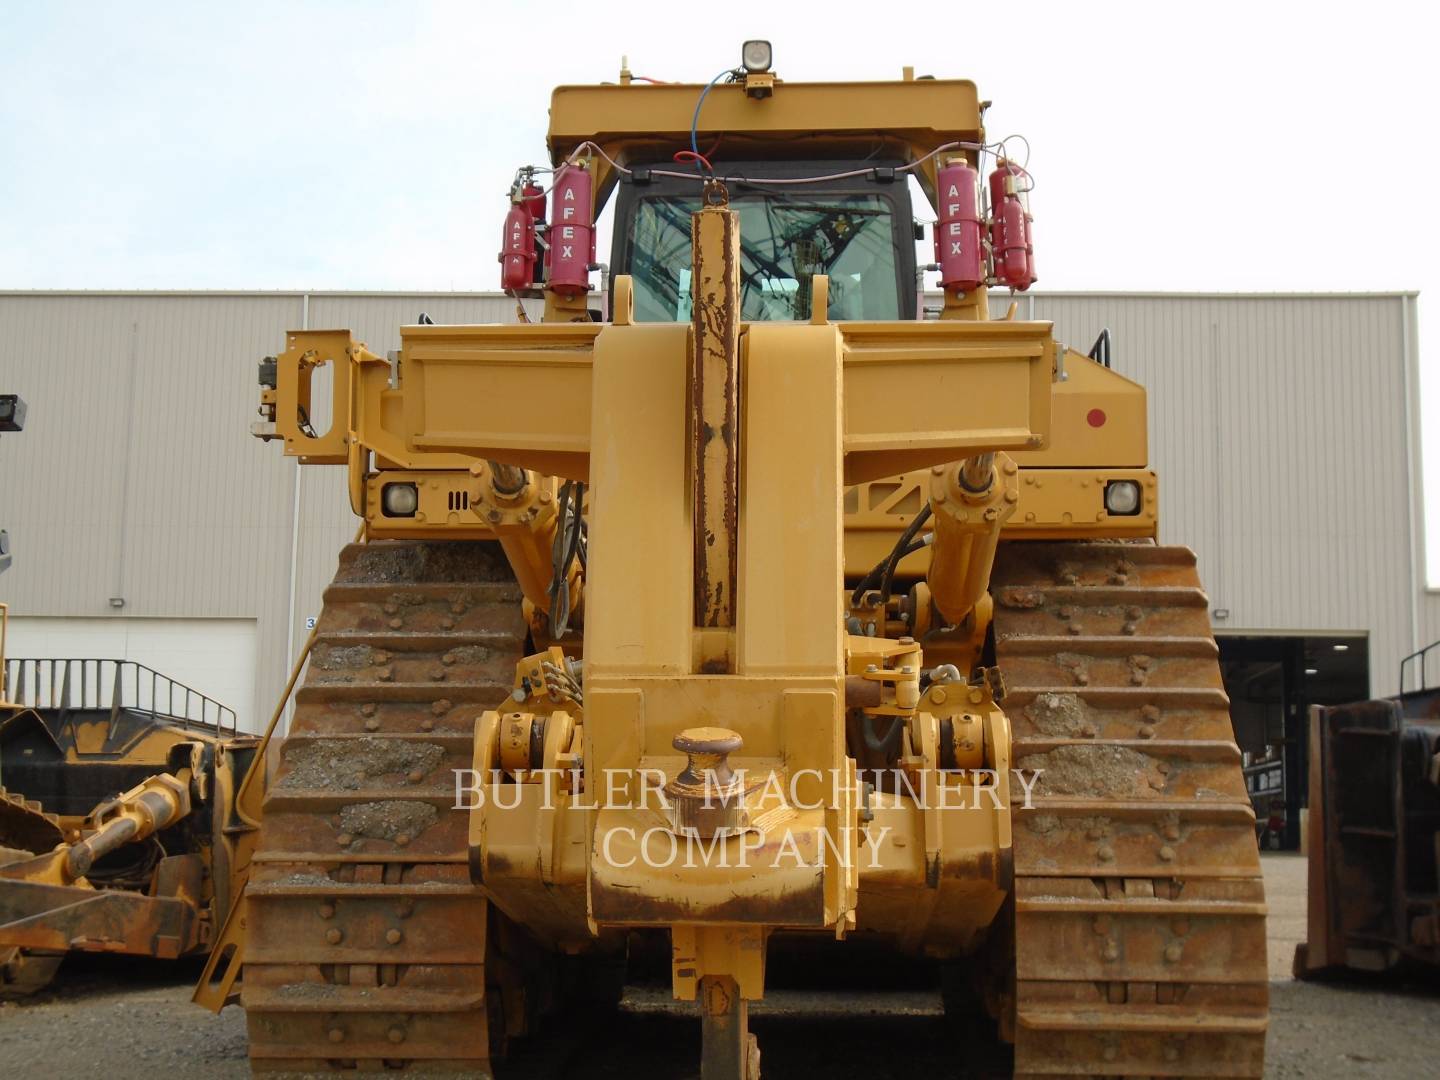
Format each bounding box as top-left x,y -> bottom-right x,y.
1,290 -> 1435,723
1025,292 -> 1436,696
0,293 -> 303,717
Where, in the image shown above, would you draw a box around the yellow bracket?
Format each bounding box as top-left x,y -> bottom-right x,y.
1006,467 -> 1157,538
192,893 -> 246,1012
269,330 -> 365,464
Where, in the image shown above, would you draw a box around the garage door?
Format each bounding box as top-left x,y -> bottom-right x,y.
3,617 -> 257,732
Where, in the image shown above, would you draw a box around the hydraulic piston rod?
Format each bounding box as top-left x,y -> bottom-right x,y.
958,451 -> 996,494
487,460 -> 528,494
926,453 -> 1017,626
65,772 -> 191,881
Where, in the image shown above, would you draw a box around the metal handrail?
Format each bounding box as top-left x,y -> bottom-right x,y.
1087,327 -> 1112,369
1398,638 -> 1440,697
1,657 -> 236,734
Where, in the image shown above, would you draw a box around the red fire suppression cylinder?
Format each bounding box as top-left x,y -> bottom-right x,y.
988,161 -> 1036,291
521,182 -> 546,229
521,181 -> 547,287
499,200 -> 535,291
546,163 -> 595,296
934,158 -> 984,293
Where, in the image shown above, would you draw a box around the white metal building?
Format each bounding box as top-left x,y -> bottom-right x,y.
1,290 -> 1434,739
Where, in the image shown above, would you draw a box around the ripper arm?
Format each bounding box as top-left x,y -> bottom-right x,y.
0,771 -> 191,887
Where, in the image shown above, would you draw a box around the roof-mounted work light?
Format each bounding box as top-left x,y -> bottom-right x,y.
741,40 -> 772,73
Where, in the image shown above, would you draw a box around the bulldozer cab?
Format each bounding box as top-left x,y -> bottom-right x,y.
610,160 -> 919,321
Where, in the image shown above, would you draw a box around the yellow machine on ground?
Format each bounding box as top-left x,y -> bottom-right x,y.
0,658 -> 258,995
0,394 -> 261,996
210,48 -> 1268,1077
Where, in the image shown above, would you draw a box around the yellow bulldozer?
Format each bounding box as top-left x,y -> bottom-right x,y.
0,394 -> 260,996
204,48 -> 1268,1077
0,656 -> 257,995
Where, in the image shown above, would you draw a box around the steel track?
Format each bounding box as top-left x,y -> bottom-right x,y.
993,542 -> 1268,1078
243,539 -> 526,1073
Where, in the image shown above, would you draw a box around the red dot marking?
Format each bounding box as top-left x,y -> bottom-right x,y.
1086,408 -> 1107,428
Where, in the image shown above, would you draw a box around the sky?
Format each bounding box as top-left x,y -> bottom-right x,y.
2,0 -> 1437,580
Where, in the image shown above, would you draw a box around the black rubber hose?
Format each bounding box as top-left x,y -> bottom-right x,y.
549,481 -> 586,637
860,713 -> 906,756
876,503 -> 934,607
548,481 -> 575,632
850,504 -> 933,608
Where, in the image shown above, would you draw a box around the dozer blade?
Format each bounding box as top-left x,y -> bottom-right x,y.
993,542 -> 1268,1078
0,786 -> 64,856
0,877 -> 199,956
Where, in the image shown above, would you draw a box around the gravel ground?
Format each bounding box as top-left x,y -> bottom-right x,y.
1261,853 -> 1440,1079
2,854 -> 1436,1078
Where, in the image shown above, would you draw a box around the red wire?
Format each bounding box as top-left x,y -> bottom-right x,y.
673,149 -> 713,173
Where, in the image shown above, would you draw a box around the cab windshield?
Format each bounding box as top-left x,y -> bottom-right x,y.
629,191 -> 901,322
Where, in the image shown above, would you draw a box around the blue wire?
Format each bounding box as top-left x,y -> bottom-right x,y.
691,69 -> 735,172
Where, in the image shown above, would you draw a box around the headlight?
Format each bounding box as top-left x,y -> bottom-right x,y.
1104,480 -> 1141,516
381,482 -> 419,517
741,40 -> 772,73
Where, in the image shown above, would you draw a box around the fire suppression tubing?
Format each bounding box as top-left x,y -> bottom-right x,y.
935,158 -> 984,293
546,162 -> 595,296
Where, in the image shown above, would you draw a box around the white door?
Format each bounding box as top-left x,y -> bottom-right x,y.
3,617 -> 257,732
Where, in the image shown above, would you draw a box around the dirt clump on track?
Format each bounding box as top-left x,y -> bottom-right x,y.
337,799 -> 438,842
1024,693 -> 1097,738
344,540 -> 510,584
1018,743 -> 1166,798
279,737 -> 444,791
